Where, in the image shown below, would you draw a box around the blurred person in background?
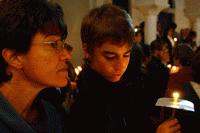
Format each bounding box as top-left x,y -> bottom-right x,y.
185,31 -> 198,52
166,44 -> 194,97
179,28 -> 190,44
179,51 -> 200,133
146,39 -> 170,128
162,22 -> 177,64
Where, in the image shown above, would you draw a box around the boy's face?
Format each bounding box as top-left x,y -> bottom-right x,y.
88,41 -> 132,82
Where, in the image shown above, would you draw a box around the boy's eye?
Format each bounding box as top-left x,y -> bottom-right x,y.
124,53 -> 130,58
106,56 -> 115,60
105,55 -> 116,60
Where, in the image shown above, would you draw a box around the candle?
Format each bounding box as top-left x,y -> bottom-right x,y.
170,66 -> 180,74
172,91 -> 179,104
77,66 -> 82,71
167,64 -> 172,69
171,91 -> 180,118
75,68 -> 79,75
134,28 -> 138,32
74,66 -> 82,76
173,37 -> 178,42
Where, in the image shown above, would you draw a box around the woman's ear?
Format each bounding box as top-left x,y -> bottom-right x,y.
2,48 -> 23,69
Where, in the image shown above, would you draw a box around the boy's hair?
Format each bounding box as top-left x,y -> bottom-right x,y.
81,4 -> 134,54
0,0 -> 67,84
150,39 -> 167,54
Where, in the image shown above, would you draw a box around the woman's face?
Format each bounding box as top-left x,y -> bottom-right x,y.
19,32 -> 71,88
88,41 -> 132,82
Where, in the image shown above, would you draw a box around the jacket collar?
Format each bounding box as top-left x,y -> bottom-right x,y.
0,93 -> 35,133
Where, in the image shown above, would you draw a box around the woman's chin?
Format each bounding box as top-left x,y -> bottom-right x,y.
53,79 -> 68,88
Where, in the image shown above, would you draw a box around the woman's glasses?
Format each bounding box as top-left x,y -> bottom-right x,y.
42,40 -> 72,52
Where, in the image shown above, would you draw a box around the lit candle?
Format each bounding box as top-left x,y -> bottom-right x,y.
167,64 -> 172,69
134,28 -> 138,32
170,66 -> 180,74
74,66 -> 82,76
173,37 -> 178,42
75,68 -> 79,75
77,66 -> 82,71
171,91 -> 180,118
173,91 -> 179,103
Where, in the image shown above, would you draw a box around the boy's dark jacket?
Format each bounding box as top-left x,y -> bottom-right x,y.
69,66 -> 154,133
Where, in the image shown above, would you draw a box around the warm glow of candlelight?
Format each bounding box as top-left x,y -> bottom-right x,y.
171,66 -> 177,71
173,37 -> 178,42
172,92 -> 180,104
75,68 -> 79,75
77,66 -> 82,71
74,66 -> 82,75
170,66 -> 180,74
173,92 -> 179,100
167,64 -> 172,69
134,28 -> 138,32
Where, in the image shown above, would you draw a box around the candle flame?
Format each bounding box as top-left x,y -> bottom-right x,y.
173,92 -> 179,99
167,64 -> 172,69
134,28 -> 138,32
74,65 -> 82,75
173,37 -> 178,42
172,91 -> 180,105
77,66 -> 82,71
170,66 -> 180,74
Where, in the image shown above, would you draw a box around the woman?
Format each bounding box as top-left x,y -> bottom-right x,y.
0,0 -> 70,132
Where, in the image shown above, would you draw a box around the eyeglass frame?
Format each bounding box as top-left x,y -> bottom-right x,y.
42,40 -> 72,52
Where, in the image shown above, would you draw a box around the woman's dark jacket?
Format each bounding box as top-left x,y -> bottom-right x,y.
0,93 -> 63,133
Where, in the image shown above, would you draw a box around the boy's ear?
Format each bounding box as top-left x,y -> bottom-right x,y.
82,43 -> 89,59
2,48 -> 23,69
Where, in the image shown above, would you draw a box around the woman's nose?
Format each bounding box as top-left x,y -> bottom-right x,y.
60,49 -> 72,61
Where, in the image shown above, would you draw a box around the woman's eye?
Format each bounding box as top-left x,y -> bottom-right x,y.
49,42 -> 58,49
